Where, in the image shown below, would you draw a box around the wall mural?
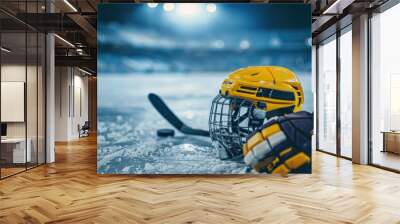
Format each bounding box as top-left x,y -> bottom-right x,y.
97,3 -> 313,174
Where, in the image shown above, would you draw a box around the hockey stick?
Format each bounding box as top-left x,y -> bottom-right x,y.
148,93 -> 210,137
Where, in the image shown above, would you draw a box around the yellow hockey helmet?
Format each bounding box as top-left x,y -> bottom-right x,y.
220,66 -> 303,114
209,66 -> 304,159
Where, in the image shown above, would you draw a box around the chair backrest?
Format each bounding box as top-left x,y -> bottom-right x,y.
82,121 -> 90,129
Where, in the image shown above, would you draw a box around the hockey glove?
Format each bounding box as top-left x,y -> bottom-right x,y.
243,111 -> 313,174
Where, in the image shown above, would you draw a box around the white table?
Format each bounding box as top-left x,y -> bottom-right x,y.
1,138 -> 31,163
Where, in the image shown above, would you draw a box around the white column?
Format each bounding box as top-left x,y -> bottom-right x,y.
46,33 -> 55,163
352,14 -> 369,164
46,1 -> 55,163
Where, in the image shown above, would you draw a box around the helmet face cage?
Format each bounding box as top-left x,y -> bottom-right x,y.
209,94 -> 266,159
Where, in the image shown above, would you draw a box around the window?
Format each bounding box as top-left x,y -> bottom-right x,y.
317,36 -> 337,154
339,28 -> 352,158
370,3 -> 400,171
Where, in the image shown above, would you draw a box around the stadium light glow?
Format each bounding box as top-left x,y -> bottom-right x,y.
147,3 -> 158,8
271,38 -> 281,47
240,40 -> 250,50
177,4 -> 201,16
163,3 -> 175,12
206,4 -> 217,13
163,3 -> 217,27
212,40 -> 224,49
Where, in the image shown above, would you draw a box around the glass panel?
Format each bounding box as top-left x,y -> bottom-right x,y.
339,29 -> 352,158
1,30 -> 27,177
26,0 -> 39,169
0,1 -> 46,178
38,32 -> 45,165
317,37 -> 337,154
371,4 -> 400,171
312,46 -> 317,151
27,30 -> 38,169
0,11 -> 2,179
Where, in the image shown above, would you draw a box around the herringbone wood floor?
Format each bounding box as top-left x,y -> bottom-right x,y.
1,136 -> 400,224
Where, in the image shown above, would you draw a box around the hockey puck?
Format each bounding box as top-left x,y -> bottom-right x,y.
157,129 -> 175,137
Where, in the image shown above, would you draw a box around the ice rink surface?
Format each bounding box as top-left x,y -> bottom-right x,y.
97,72 -> 312,174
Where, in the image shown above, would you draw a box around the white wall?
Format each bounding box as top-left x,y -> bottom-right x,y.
55,67 -> 69,141
55,67 -> 89,141
72,73 -> 89,138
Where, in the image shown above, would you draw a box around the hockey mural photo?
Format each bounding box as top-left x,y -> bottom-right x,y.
97,3 -> 313,174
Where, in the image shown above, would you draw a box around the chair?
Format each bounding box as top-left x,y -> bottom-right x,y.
79,121 -> 90,138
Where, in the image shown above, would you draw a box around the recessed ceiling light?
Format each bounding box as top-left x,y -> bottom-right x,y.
63,0 -> 78,12
78,67 -> 93,76
54,34 -> 75,48
1,47 -> 11,53
323,0 -> 343,15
